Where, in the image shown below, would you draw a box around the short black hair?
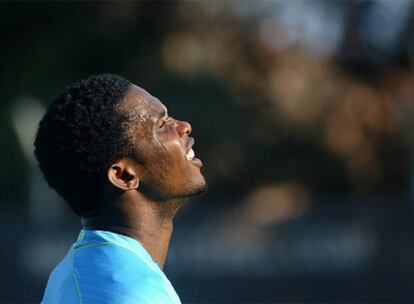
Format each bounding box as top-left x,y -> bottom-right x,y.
34,74 -> 133,216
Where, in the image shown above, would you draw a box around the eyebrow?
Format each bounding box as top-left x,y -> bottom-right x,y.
157,108 -> 168,121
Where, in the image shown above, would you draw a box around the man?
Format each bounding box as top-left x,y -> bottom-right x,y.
35,74 -> 207,303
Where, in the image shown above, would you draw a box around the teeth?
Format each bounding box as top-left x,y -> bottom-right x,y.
186,148 -> 195,160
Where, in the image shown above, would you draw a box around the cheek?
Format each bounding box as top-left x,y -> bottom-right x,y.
154,135 -> 185,163
141,133 -> 194,183
148,146 -> 194,185
144,142 -> 186,176
160,149 -> 190,179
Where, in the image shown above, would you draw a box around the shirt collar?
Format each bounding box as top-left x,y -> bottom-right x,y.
75,228 -> 162,274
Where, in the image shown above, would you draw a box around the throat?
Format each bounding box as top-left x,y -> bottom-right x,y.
81,195 -> 184,269
158,198 -> 188,219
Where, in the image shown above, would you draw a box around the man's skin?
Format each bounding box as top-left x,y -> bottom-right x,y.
81,85 -> 207,269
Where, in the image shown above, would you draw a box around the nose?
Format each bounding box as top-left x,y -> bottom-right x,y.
177,120 -> 192,137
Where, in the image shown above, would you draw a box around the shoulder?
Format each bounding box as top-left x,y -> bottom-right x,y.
74,241 -> 152,273
72,243 -> 176,303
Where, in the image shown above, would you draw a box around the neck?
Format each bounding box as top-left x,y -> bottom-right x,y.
81,191 -> 186,269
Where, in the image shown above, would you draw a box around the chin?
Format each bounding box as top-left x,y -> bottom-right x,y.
141,174 -> 207,202
175,171 -> 208,198
178,176 -> 208,198
187,181 -> 208,197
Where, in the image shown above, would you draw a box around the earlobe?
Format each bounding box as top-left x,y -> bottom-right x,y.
107,161 -> 139,191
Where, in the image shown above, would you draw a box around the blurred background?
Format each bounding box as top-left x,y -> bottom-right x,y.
1,0 -> 414,302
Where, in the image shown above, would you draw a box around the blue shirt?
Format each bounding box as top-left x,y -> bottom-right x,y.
41,229 -> 182,304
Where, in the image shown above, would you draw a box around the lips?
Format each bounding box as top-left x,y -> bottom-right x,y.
185,138 -> 202,167
186,137 -> 196,160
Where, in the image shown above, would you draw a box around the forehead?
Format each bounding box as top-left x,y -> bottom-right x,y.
120,84 -> 167,119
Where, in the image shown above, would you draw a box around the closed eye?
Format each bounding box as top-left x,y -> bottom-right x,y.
160,117 -> 170,128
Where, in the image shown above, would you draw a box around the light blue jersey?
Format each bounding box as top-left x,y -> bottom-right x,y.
41,229 -> 181,304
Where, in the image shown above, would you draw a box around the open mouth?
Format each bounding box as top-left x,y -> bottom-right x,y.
185,138 -> 202,167
186,148 -> 195,160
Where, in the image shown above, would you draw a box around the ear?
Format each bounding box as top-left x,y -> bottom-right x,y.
107,159 -> 139,191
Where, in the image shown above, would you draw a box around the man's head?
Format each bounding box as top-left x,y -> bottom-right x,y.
34,74 -> 206,216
